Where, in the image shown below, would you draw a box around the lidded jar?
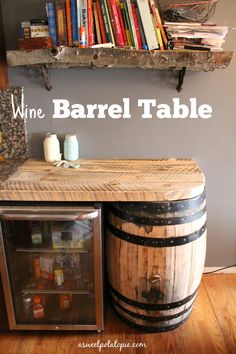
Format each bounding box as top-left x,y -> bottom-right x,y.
43,133 -> 61,162
64,134 -> 79,161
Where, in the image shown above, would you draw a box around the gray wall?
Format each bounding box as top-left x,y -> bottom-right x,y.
2,0 -> 236,266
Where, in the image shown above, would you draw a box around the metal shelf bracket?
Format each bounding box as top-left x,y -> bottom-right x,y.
176,67 -> 187,92
41,65 -> 52,91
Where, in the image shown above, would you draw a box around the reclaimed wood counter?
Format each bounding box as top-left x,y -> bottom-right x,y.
0,159 -> 205,202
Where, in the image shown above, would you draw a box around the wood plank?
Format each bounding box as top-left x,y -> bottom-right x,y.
172,283 -> 231,354
6,47 -> 233,71
0,0 -> 8,89
0,159 -> 205,202
0,275 -> 234,354
203,274 -> 236,353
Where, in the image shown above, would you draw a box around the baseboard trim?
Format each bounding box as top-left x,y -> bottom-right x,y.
204,266 -> 236,274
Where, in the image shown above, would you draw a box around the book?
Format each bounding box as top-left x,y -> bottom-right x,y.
19,37 -> 53,50
80,0 -> 88,46
164,22 -> 228,51
96,0 -> 107,43
135,5 -> 147,50
77,0 -> 81,41
125,0 -> 139,49
30,19 -> 48,25
66,0 -> 73,46
136,0 -> 159,50
93,1 -> 102,43
150,0 -> 167,47
156,27 -> 163,50
131,3 -> 142,49
108,0 -> 124,47
70,0 -> 78,45
55,0 -> 68,46
120,6 -> 132,46
21,22 -> 31,39
87,0 -> 93,46
46,3 -> 58,47
121,2 -> 134,46
100,0 -> 112,43
30,25 -> 49,38
105,0 -> 117,45
117,4 -> 128,46
101,0 -> 115,44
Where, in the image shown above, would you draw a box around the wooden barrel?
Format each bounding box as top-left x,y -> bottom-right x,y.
106,191 -> 206,332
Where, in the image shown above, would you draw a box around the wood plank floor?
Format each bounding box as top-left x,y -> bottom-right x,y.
0,274 -> 235,354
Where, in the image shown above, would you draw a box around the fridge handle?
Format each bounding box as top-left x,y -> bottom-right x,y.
0,210 -> 99,221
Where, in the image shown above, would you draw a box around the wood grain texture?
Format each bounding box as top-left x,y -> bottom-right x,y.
0,159 -> 205,202
6,47 -> 233,71
0,275 -> 235,354
106,198 -> 206,330
203,274 -> 236,353
0,0 -> 8,89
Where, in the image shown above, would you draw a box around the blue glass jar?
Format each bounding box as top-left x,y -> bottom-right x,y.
64,134 -> 79,161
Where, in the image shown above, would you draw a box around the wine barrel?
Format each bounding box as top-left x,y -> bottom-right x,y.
106,191 -> 206,332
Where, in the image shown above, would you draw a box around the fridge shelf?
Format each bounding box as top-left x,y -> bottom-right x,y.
16,247 -> 89,254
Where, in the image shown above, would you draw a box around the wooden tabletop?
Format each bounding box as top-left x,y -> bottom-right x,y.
0,159 -> 205,202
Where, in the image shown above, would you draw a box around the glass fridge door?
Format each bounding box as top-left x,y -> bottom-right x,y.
0,206 -> 103,331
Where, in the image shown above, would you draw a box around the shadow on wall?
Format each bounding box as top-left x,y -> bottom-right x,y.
30,133 -> 45,158
30,132 -> 68,159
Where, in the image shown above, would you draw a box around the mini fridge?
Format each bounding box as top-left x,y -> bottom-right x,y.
0,204 -> 103,331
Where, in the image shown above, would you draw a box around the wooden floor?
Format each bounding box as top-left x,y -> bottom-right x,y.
0,274 -> 235,354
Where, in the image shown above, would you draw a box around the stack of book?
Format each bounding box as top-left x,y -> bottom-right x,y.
19,19 -> 53,49
45,0 -> 168,50
164,22 -> 229,51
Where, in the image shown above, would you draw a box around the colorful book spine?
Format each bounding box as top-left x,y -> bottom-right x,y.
70,0 -> 78,45
55,0 -> 68,46
109,0 -> 124,47
117,4 -> 128,46
131,3 -> 142,49
136,0 -> 159,50
21,22 -> 31,39
120,4 -> 132,47
135,5 -> 147,50
156,27 -> 164,50
122,2 -> 134,47
87,0 -> 93,46
96,0 -> 107,43
66,0 -> 73,46
80,0 -> 88,46
105,0 -> 116,45
100,0 -> 115,44
77,0 -> 81,40
19,37 -> 53,50
149,0 -> 167,47
46,3 -> 58,47
93,1 -> 102,43
100,0 -> 111,42
125,0 -> 138,49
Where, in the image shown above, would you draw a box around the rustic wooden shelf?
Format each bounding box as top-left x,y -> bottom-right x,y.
7,47 -> 233,70
6,47 -> 233,91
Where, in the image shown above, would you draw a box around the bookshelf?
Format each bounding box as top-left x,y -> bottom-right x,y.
6,47 -> 233,91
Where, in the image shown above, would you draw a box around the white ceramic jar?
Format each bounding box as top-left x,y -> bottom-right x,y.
43,133 -> 61,162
